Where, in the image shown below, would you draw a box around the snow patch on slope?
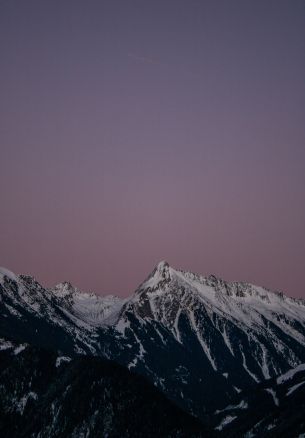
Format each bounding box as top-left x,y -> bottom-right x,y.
215,415 -> 237,431
265,388 -> 279,406
277,363 -> 305,384
286,381 -> 305,396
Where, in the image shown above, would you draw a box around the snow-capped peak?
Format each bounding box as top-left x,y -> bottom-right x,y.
156,260 -> 170,270
154,260 -> 171,280
136,260 -> 173,294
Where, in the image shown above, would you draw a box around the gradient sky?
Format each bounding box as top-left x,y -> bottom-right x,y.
1,0 -> 305,298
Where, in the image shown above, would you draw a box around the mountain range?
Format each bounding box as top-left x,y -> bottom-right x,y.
1,261 -> 305,436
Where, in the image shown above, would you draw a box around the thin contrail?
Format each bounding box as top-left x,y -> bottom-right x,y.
127,52 -> 160,65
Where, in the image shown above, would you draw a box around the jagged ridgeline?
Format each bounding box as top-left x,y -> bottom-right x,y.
1,262 -> 305,433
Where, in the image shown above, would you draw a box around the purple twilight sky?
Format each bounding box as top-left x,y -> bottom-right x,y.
1,0 -> 305,298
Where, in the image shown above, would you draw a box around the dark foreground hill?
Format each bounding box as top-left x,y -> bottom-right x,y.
0,338 -> 212,438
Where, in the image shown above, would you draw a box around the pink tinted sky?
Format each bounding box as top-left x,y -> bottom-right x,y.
1,0 -> 305,298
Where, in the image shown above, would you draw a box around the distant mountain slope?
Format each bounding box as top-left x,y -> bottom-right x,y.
0,267 -> 124,354
109,261 -> 305,417
1,262 -> 305,421
0,338 -> 211,438
213,362 -> 305,436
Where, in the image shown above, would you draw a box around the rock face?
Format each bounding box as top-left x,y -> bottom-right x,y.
1,262 -> 305,421
0,338 -> 210,438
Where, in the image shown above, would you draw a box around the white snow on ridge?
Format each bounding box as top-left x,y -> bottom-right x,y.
265,388 -> 279,406
173,267 -> 305,344
215,399 -> 248,413
115,317 -> 131,336
286,381 -> 305,396
241,350 -> 259,382
0,339 -> 27,354
14,345 -> 26,355
0,267 -> 18,283
277,363 -> 305,384
188,309 -> 217,371
215,415 -> 237,431
56,356 -> 71,367
0,339 -> 15,350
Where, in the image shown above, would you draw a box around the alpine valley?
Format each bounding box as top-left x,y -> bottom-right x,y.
1,261 -> 305,437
